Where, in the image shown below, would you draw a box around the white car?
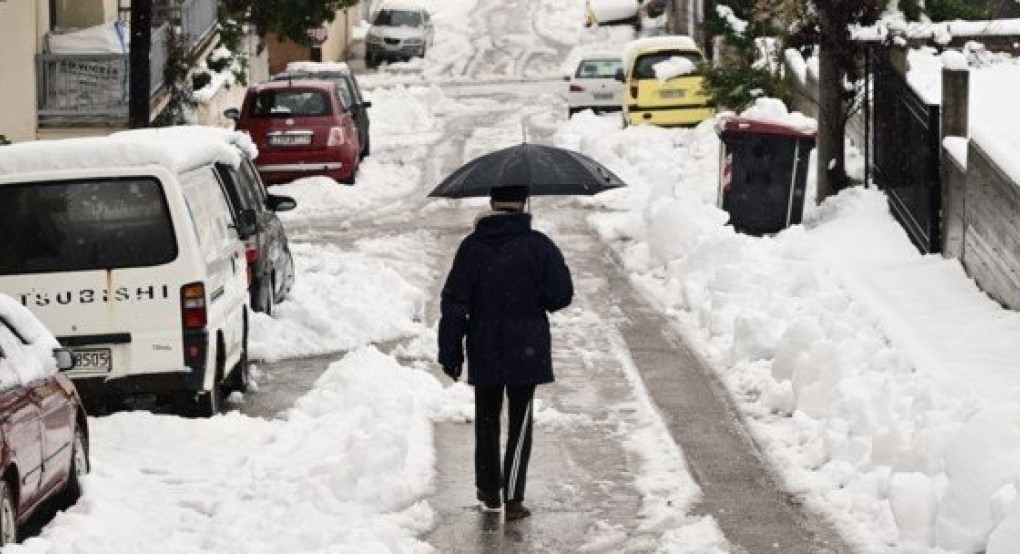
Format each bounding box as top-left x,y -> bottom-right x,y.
0,130 -> 252,417
567,56 -> 625,118
365,0 -> 434,67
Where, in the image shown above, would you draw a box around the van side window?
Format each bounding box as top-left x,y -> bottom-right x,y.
180,168 -> 237,261
240,159 -> 269,206
0,177 -> 177,275
215,163 -> 259,216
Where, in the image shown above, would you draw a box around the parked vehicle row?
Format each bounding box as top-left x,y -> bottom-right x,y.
0,127 -> 296,418
567,35 -> 716,127
0,295 -> 88,547
226,61 -> 372,185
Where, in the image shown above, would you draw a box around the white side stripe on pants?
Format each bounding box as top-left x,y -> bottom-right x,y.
507,400 -> 532,501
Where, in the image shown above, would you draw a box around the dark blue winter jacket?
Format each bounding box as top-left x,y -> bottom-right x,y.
438,212 -> 573,387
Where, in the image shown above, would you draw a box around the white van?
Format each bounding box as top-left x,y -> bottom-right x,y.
0,132 -> 252,417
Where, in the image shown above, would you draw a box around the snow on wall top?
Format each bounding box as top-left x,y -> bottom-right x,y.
853,17 -> 1020,44
0,294 -> 60,387
906,46 -> 1020,184
0,128 -> 246,177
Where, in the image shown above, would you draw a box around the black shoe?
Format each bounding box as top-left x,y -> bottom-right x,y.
505,501 -> 531,520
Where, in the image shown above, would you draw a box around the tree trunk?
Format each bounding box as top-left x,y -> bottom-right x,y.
815,5 -> 847,202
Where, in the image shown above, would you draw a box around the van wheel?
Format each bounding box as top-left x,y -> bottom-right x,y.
192,340 -> 225,417
0,481 -> 16,546
194,388 -> 221,417
60,428 -> 88,506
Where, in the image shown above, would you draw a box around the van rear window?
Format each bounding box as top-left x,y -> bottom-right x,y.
0,178 -> 177,275
633,51 -> 703,79
250,90 -> 332,117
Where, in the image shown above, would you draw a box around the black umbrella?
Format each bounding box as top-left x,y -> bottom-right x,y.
428,143 -> 627,198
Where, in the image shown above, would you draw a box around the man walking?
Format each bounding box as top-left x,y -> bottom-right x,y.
438,184 -> 574,520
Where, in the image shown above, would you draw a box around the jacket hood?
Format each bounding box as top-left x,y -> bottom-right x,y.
474,212 -> 532,246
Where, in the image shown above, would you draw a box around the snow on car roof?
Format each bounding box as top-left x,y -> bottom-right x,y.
0,129 -> 245,177
376,0 -> 425,11
0,294 -> 60,387
623,35 -> 699,62
286,61 -> 352,74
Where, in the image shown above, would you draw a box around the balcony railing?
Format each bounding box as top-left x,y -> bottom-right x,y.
38,0 -> 217,127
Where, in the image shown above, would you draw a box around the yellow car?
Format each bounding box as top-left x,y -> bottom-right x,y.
620,36 -> 716,127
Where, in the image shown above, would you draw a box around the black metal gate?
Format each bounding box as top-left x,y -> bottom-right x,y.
869,47 -> 942,253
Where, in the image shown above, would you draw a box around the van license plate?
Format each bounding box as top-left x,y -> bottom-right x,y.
660,90 -> 685,99
72,348 -> 111,373
269,135 -> 312,146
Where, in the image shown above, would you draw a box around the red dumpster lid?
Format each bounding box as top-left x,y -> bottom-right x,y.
717,116 -> 817,139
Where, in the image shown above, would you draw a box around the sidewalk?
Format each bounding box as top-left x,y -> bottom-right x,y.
423,203 -> 849,552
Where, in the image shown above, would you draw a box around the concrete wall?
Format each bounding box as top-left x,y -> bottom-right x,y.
53,0 -> 111,29
942,147 -> 967,260
265,9 -> 355,75
958,141 -> 1020,310
668,0 -> 707,46
0,0 -> 48,143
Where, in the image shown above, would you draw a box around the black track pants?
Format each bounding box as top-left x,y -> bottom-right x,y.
474,384 -> 536,503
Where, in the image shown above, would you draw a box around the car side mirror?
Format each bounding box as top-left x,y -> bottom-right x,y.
54,349 -> 75,371
362,100 -> 372,108
237,209 -> 259,237
614,68 -> 625,82
224,107 -> 240,121
267,194 -> 297,212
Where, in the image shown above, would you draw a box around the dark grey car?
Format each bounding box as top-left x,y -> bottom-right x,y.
272,68 -> 373,159
214,158 -> 296,315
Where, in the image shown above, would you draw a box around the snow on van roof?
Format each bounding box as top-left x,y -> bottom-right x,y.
623,36 -> 699,63
113,125 -> 259,161
286,61 -> 352,74
0,130 -> 245,177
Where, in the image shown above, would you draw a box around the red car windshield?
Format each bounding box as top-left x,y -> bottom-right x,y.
250,90 -> 333,118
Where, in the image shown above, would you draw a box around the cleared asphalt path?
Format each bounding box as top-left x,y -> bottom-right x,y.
421,200 -> 853,552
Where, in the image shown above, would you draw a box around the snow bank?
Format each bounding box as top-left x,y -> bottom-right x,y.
560,96 -> 1020,552
7,347 -> 451,553
250,236 -> 429,362
0,294 -> 60,388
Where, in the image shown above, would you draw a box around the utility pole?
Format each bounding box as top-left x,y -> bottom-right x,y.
129,0 -> 152,128
815,2 -> 841,202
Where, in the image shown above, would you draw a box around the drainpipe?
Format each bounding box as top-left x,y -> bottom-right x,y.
129,0 -> 152,128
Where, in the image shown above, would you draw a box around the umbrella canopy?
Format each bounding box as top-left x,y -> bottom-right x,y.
428,143 -> 627,198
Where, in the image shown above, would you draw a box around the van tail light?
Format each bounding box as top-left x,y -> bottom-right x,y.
569,84 -> 584,92
630,83 -> 639,98
181,282 -> 207,330
327,126 -> 345,147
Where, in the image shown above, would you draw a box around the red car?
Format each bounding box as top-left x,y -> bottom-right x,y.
0,296 -> 88,546
229,80 -> 362,185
